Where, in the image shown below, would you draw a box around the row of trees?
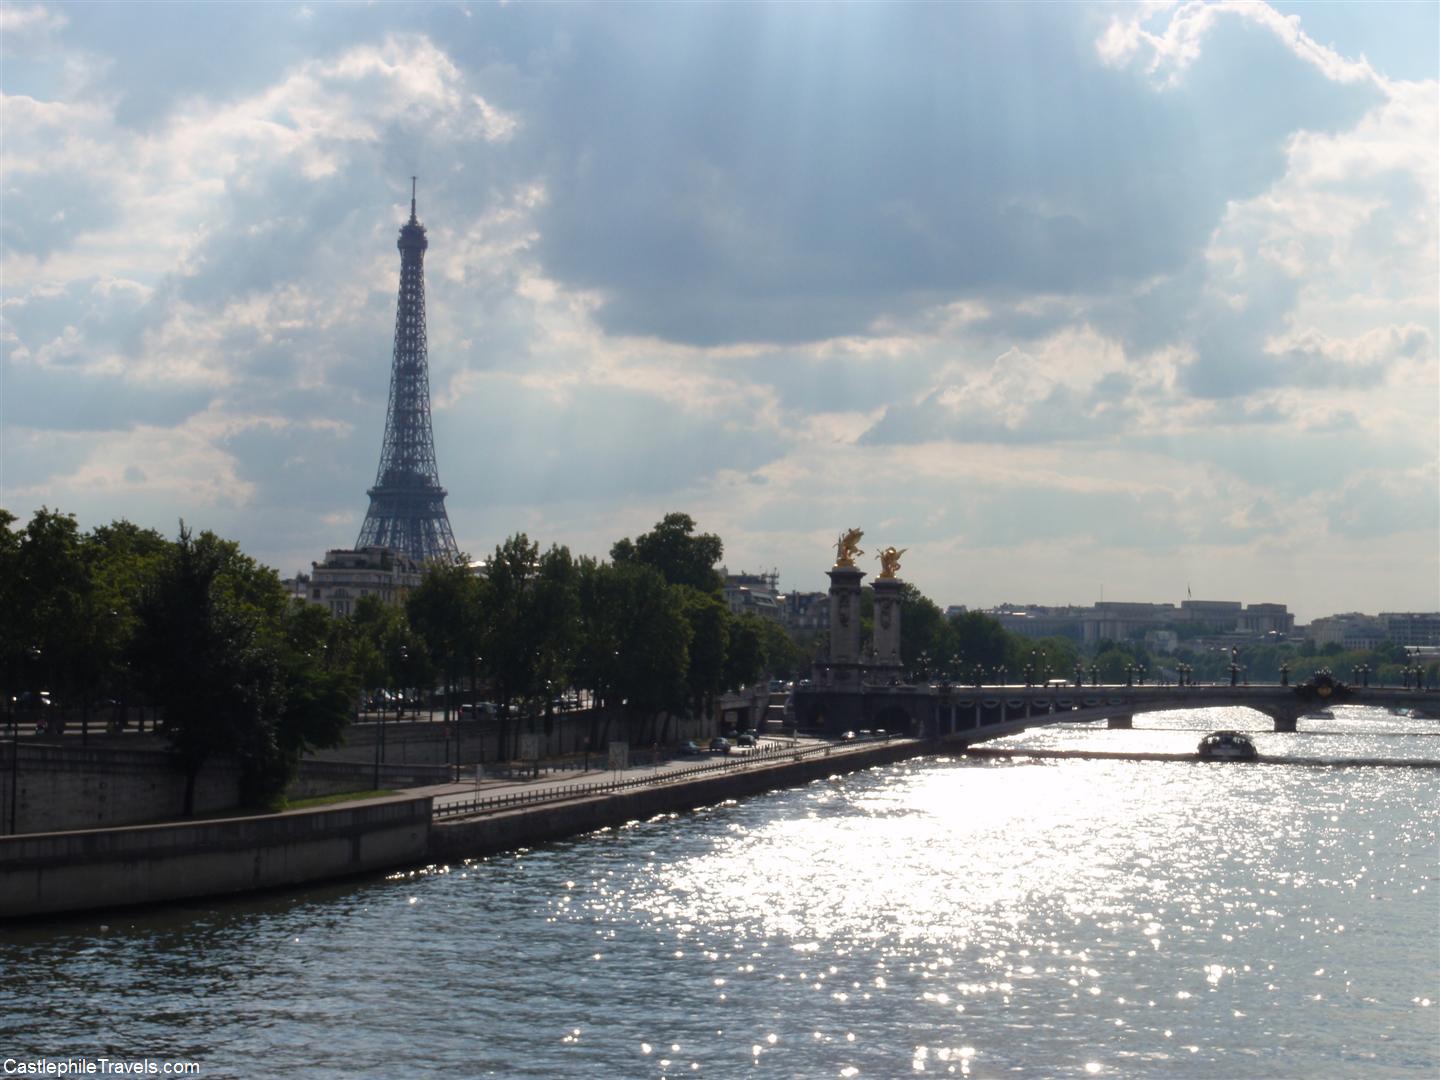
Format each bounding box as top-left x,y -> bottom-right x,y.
399,513 -> 802,755
0,509 -> 803,808
1,509 -> 353,812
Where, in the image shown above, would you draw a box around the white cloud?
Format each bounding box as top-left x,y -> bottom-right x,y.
1,4 -> 1434,620
1099,0 -> 1378,88
0,3 -> 67,41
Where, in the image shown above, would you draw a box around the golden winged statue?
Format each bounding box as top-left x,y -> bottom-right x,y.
834,527 -> 865,568
877,546 -> 907,579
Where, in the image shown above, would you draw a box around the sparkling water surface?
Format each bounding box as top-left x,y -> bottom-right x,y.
3,706 -> 1436,1078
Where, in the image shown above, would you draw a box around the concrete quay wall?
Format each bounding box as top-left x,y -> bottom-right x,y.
319,710 -> 718,768
0,743 -> 448,834
0,796 -> 431,919
431,740 -> 925,861
0,744 -> 243,834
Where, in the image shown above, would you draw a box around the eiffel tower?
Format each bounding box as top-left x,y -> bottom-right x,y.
355,179 -> 460,564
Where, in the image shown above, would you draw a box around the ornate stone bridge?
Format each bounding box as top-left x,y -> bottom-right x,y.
792,679 -> 1437,741
789,532 -> 1435,741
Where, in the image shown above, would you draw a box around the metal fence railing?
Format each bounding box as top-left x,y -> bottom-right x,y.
432,737 -> 899,820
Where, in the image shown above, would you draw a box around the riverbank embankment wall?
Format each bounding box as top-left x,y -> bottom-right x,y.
0,743 -> 449,834
0,796 -> 431,919
3,741 -> 929,919
430,740 -> 922,861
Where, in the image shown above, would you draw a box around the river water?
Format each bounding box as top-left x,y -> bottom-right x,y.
3,705 -> 1437,1078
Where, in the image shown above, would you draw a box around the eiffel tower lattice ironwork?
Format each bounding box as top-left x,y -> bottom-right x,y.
355,179 -> 460,564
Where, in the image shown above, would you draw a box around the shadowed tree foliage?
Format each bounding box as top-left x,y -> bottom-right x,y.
407,559 -> 483,722
723,613 -> 767,692
948,611 -> 1013,680
577,559 -> 692,747
132,525 -> 349,813
678,586 -> 730,721
612,512 -> 724,595
898,583 -> 948,677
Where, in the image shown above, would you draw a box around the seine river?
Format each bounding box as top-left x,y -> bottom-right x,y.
4,706 -> 1437,1078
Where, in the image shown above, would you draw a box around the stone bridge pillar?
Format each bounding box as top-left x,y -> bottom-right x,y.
871,576 -> 903,673
827,565 -> 865,666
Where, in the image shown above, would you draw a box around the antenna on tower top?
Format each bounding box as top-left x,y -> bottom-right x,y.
410,176 -> 417,221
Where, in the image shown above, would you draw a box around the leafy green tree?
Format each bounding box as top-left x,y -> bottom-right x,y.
678,587 -> 729,718
480,534 -> 543,754
529,544 -> 582,734
78,520 -> 170,731
899,583 -> 951,677
132,525 -> 283,814
754,617 -> 805,680
0,510 -> 19,719
949,611 -> 1012,680
1092,641 -> 1152,683
7,509 -> 91,719
347,594 -> 403,703
577,560 -> 691,747
133,525 -> 347,813
407,560 -> 482,722
612,512 -> 724,595
724,613 -> 767,692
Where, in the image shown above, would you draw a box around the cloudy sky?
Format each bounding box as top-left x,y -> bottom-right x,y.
3,1 -> 1436,622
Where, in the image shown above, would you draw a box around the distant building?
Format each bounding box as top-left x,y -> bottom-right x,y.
980,598 -> 1293,645
722,568 -> 782,620
1381,612 -> 1440,647
282,572 -> 311,602
782,591 -> 828,633
1306,613 -> 1386,650
1144,629 -> 1179,654
309,547 -> 423,617
1238,603 -> 1295,636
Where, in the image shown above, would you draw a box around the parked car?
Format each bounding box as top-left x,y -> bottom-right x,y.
838,730 -> 857,742
709,736 -> 731,754
680,740 -> 703,756
736,732 -> 756,747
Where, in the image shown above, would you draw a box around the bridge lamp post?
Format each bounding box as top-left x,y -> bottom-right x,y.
1073,663 -> 1083,688
1089,664 -> 1099,687
1125,664 -> 1134,688
1138,664 -> 1146,686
